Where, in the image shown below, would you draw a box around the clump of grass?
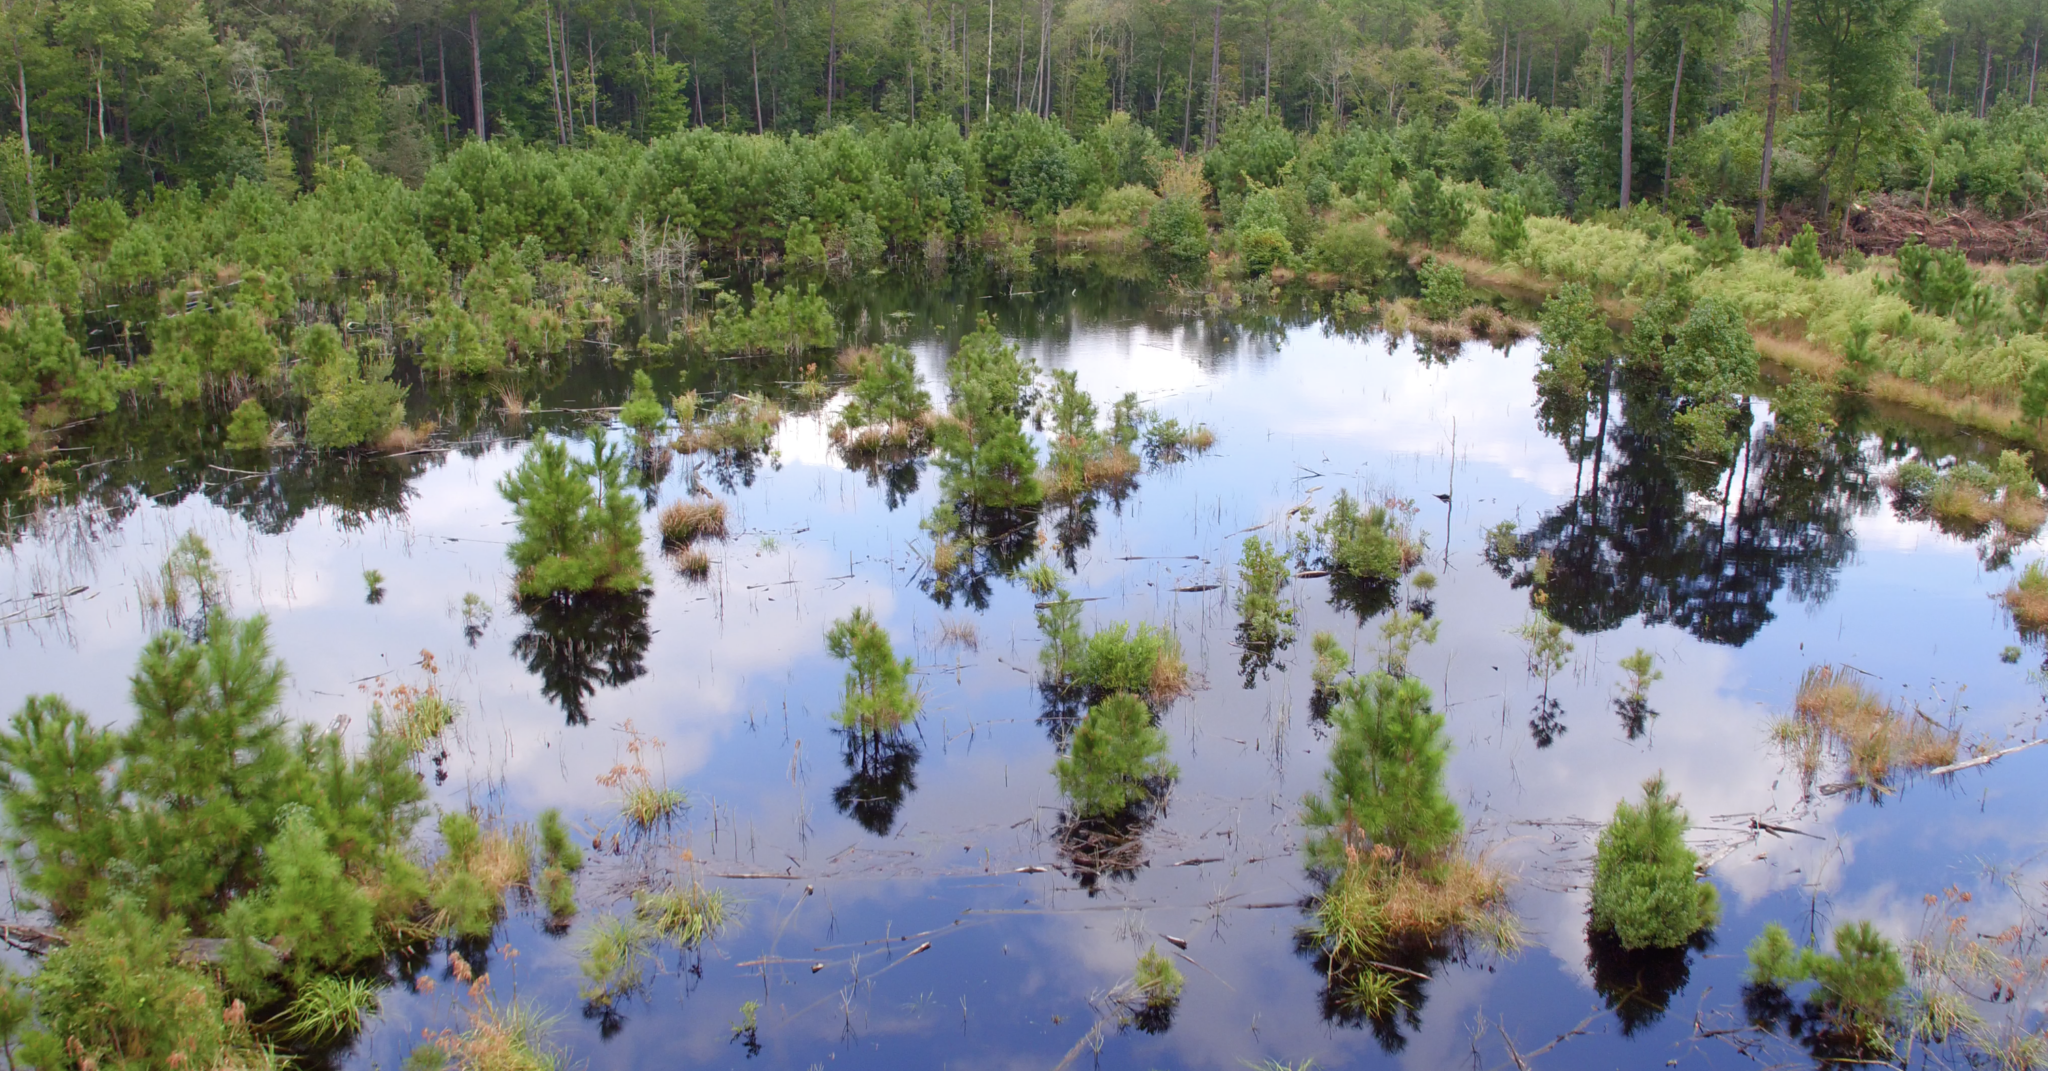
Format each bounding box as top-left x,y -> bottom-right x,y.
597,721 -> 686,829
1588,775 -> 1718,950
1891,451 -> 2046,543
673,392 -> 783,453
533,809 -> 582,920
1773,665 -> 1959,794
1039,372 -> 1142,500
2003,560 -> 2048,635
658,497 -> 728,546
576,915 -> 654,1006
669,546 -> 712,579
430,811 -> 534,939
281,975 -> 381,1041
417,983 -> 563,1071
1142,418 -> 1216,461
2002,644 -> 2024,663
1074,623 -> 1190,704
830,343 -> 934,456
936,616 -> 979,652
635,882 -> 736,948
375,423 -> 431,454
1306,843 -> 1518,1018
1132,945 -> 1185,1008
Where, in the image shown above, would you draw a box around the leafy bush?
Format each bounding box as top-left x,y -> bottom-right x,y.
1695,203 -> 1743,268
618,370 -> 666,435
1894,238 -> 1976,316
1489,193 -> 1528,256
932,323 -> 1042,510
701,283 -> 836,356
1309,220 -> 1391,282
1391,170 -> 1471,248
1132,945 -> 1184,1008
1053,693 -> 1176,819
225,398 -> 273,451
498,435 -> 649,597
1588,776 -> 1718,950
1073,622 -> 1189,701
1417,257 -> 1469,320
1314,491 -> 1421,586
1143,195 -> 1210,272
19,902 -> 239,1070
1745,920 -> 1907,1043
1234,536 -> 1295,653
1782,224 -> 1824,279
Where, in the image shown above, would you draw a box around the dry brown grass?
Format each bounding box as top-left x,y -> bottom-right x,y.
471,822 -> 535,897
930,536 -> 961,576
496,385 -> 528,418
2004,561 -> 2048,635
375,423 -> 433,453
1147,645 -> 1192,704
669,547 -> 711,580
831,414 -> 934,454
658,498 -> 728,545
1309,842 -> 1520,1014
835,345 -> 879,373
1775,665 -> 1959,792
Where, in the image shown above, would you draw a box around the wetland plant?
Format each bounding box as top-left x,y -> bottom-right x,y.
826,608 -> 922,738
431,811 -> 533,939
1314,492 -> 1423,602
1377,608 -> 1438,679
1053,693 -> 1178,820
1310,631 -> 1353,719
617,370 -> 666,437
534,809 -> 583,921
1235,535 -> 1297,684
669,547 -> 713,579
1615,648 -> 1662,739
576,914 -> 654,1006
1141,418 -> 1216,462
225,398 -> 275,451
498,435 -> 648,598
657,496 -> 728,546
1041,370 -> 1140,500
672,392 -> 784,453
363,568 -> 386,604
933,322 -> 1042,511
599,723 -> 686,829
831,344 -> 934,454
1588,776 -> 1719,950
281,974 -> 380,1042
2003,560 -> 2048,636
1300,673 -> 1462,869
1133,945 -> 1186,1007
635,882 -> 735,948
1745,920 -> 1907,1054
1773,666 -> 1958,795
1890,451 -> 2045,545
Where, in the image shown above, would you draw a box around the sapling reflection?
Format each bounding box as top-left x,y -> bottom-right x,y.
1516,611 -> 1574,748
1615,648 -> 1662,739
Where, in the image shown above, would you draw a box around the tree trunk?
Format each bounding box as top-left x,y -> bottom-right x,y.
1182,30 -> 1196,149
1979,37 -> 1993,117
13,54 -> 33,223
1620,0 -> 1636,208
1663,31 -> 1686,195
752,42 -> 764,132
438,31 -> 450,144
1946,36 -> 1956,109
1204,2 -> 1221,148
826,0 -> 838,120
1264,12 -> 1272,115
561,8 -> 576,140
587,27 -> 598,128
2031,35 -> 2040,105
1755,0 -> 1785,241
545,5 -> 566,143
986,0 -> 994,116
470,9 -> 486,140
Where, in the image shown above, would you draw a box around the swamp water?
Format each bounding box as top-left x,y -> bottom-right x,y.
4,268 -> 2046,1069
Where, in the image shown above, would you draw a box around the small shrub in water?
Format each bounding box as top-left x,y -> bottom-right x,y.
1133,945 -> 1185,1007
618,370 -> 666,436
577,914 -> 654,1005
832,344 -> 933,452
537,808 -> 583,873
1774,665 -> 1958,791
1054,693 -> 1178,819
672,392 -> 783,453
1315,492 -> 1421,587
1073,622 -> 1189,703
498,435 -> 648,598
1141,418 -> 1215,461
1301,673 -> 1461,868
1378,609 -> 1439,678
1416,257 -> 1468,321
1744,920 -> 1906,1046
282,974 -> 381,1041
2001,644 -> 2024,663
2005,560 -> 2048,636
1311,631 -> 1352,692
363,568 -> 386,604
1618,648 -> 1661,703
225,397 -> 274,451
1235,536 -> 1296,653
1588,775 -> 1718,950
826,608 -> 921,736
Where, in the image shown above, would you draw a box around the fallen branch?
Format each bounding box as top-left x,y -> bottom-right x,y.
1930,738 -> 2047,776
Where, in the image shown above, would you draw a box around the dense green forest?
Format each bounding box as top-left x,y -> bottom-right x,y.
9,0 -> 2048,475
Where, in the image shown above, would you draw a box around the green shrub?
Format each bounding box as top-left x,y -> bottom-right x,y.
1301,672 -> 1460,868
932,323 -> 1042,510
1695,203 -> 1743,268
1144,195 -> 1210,272
1894,237 -> 1976,316
1588,776 -> 1718,950
701,283 -> 836,356
1315,491 -> 1420,586
1489,192 -> 1528,256
1053,693 -> 1177,819
1234,536 -> 1296,652
825,608 -> 920,736
1391,169 -> 1471,248
837,345 -> 931,432
19,903 -> 237,1071
618,370 -> 665,435
498,435 -> 648,597
1416,257 -> 1469,320
224,398 -> 273,451
293,324 -> 405,450
1744,919 -> 1907,1042
1073,622 -> 1188,701
1309,220 -> 1391,282
1133,945 -> 1184,1008
1782,224 -> 1825,280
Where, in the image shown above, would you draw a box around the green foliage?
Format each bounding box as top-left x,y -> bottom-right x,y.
1378,609 -> 1439,678
1747,922 -> 1806,986
293,324 -> 405,451
1391,170 -> 1471,248
1133,945 -> 1185,1008
249,805 -> 377,982
618,370 -> 666,435
224,398 -> 273,452
1489,193 -> 1529,256
1235,536 -> 1296,652
1301,673 -> 1461,868
538,808 -> 584,873
0,697 -> 120,920
825,608 -> 920,736
1314,492 -> 1419,586
1516,612 -> 1574,688
1416,257 -> 1469,320
1695,203 -> 1743,268
1144,195 -> 1210,272
1588,776 -> 1718,949
838,345 -> 931,431
1618,648 -> 1662,702
1072,623 -> 1187,700
1782,224 -> 1825,280
1744,920 -> 1907,1040
281,975 -> 381,1042
932,322 -> 1042,510
1309,220 -> 1391,283
701,283 -> 837,356
1053,693 -> 1177,819
18,902 -> 235,1071
1311,631 -> 1352,691
1894,238 -> 1977,317
498,435 -> 649,597
577,915 -> 654,1005
636,882 -> 735,948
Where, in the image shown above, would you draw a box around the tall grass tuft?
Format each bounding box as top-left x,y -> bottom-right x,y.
658,497 -> 728,546
1774,665 -> 1959,793
281,975 -> 381,1041
2004,559 -> 2048,635
635,882 -> 737,948
576,915 -> 654,1005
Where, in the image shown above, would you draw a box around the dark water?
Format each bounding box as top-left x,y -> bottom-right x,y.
4,268 -> 2044,1070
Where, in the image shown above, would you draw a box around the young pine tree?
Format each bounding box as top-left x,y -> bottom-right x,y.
498,434 -> 650,597
825,608 -> 920,738
1300,673 -> 1461,869
933,323 -> 1042,511
247,805 -> 376,982
618,370 -> 667,436
0,697 -> 120,920
1588,775 -> 1718,950
1054,693 -> 1177,819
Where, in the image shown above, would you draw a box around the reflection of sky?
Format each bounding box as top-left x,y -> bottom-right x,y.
4,296 -> 2045,1071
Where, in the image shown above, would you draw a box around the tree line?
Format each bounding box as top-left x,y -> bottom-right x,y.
3,0 -> 2048,228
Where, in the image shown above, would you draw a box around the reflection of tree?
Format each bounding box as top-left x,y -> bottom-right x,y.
510,590 -> 652,725
842,452 -> 925,511
1509,404 -> 1874,647
1294,926 -> 1457,1053
1528,696 -> 1567,748
1586,923 -> 1708,1036
918,503 -> 1040,610
1055,810 -> 1157,894
1615,695 -> 1657,740
831,730 -> 920,836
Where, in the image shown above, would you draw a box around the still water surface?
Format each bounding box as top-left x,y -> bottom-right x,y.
4,270 -> 2043,1069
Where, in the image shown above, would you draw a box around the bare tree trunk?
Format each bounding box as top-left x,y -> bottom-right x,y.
826,0 -> 838,120
470,9 -> 486,139
587,27 -> 598,128
1204,1 -> 1220,148
986,0 -> 994,116
545,4 -> 566,143
1663,31 -> 1685,195
1619,0 -> 1635,208
561,8 -> 575,140
1946,36 -> 1956,109
1755,0 -> 1785,240
1263,11 -> 1271,115
752,42 -> 764,131
1182,29 -> 1196,149
12,54 -> 33,222
1979,37 -> 1994,116
438,31 -> 450,144
2031,34 -> 2040,105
